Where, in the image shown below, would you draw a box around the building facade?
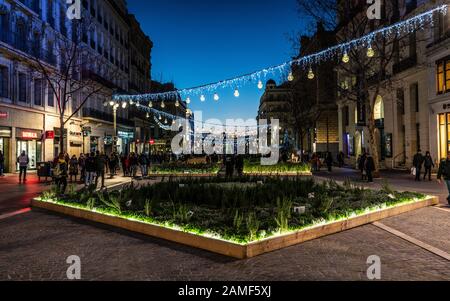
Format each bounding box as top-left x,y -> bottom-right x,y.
0,0 -> 153,172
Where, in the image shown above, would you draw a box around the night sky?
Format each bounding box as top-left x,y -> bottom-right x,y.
128,0 -> 306,121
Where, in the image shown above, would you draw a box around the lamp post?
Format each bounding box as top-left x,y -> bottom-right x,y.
107,99 -> 126,153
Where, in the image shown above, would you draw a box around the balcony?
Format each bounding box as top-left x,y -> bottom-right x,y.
82,68 -> 116,90
393,55 -> 417,75
82,108 -> 134,127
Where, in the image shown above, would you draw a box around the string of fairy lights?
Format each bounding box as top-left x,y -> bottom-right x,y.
109,4 -> 448,133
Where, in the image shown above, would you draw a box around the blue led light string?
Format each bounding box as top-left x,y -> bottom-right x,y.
113,5 -> 447,104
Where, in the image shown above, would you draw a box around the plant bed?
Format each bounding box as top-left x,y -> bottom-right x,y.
33,178 -> 437,259
148,163 -> 220,176
243,161 -> 312,176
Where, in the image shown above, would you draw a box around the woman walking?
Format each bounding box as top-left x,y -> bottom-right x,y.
69,155 -> 79,182
423,151 -> 435,181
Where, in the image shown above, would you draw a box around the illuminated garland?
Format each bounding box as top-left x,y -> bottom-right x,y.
113,5 -> 447,104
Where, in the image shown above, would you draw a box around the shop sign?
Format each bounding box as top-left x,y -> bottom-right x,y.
70,141 -> 83,147
70,131 -> 82,137
149,139 -> 155,145
45,131 -> 55,139
0,127 -> 11,138
118,131 -> 134,139
0,111 -> 8,119
21,131 -> 39,139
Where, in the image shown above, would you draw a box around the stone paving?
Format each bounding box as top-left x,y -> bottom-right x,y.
1,209 -> 449,281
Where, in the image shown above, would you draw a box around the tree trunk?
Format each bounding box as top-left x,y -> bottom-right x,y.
59,116 -> 65,156
367,106 -> 380,177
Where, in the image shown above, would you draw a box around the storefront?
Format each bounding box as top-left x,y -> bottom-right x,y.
117,130 -> 134,155
0,126 -> 11,173
16,128 -> 42,171
437,113 -> 450,160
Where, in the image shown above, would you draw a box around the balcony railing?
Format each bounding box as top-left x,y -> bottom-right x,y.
82,108 -> 134,127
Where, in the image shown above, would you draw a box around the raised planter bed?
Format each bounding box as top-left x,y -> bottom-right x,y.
32,195 -> 438,259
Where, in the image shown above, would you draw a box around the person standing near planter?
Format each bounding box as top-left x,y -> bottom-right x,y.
85,152 -> 96,188
54,153 -> 68,195
413,150 -> 424,182
423,151 -> 434,181
95,151 -> 107,189
69,155 -> 79,182
365,153 -> 375,183
437,152 -> 450,205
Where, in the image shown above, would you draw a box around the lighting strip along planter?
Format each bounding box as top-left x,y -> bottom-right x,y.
147,173 -> 218,177
31,196 -> 438,259
243,172 -> 312,177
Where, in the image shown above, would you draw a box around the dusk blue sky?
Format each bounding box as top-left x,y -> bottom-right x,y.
128,0 -> 307,121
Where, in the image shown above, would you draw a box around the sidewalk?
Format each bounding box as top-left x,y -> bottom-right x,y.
313,167 -> 450,205
0,172 -> 132,215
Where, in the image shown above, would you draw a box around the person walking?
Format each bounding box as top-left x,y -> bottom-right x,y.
84,152 -> 96,188
54,153 -> 68,195
325,152 -> 333,173
109,152 -> 118,178
0,151 -> 5,177
95,151 -> 106,189
17,151 -> 29,184
358,152 -> 367,181
69,155 -> 79,182
438,153 -> 450,205
138,153 -> 149,178
413,150 -> 424,181
78,153 -> 86,182
130,153 -> 138,178
337,152 -> 345,168
365,153 -> 376,183
423,151 -> 435,181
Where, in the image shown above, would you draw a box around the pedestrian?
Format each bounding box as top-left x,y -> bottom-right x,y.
54,153 -> 68,195
95,151 -> 106,189
337,151 -> 345,168
0,150 -> 5,177
325,152 -> 333,173
139,153 -> 149,178
69,155 -> 79,182
358,152 -> 367,181
84,152 -> 96,188
78,154 -> 86,182
437,152 -> 450,205
413,150 -> 424,182
365,153 -> 375,183
130,153 -> 138,178
423,151 -> 434,181
17,150 -> 29,184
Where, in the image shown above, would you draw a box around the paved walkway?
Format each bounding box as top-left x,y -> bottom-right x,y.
314,167 -> 450,205
0,173 -> 132,215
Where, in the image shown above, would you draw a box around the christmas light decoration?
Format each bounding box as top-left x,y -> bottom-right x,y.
112,5 -> 447,105
175,99 -> 180,107
200,95 -> 206,102
258,80 -> 264,89
342,52 -> 350,63
288,72 -> 294,82
214,93 -> 220,101
234,89 -> 240,98
307,67 -> 315,80
186,97 -> 191,104
161,100 -> 165,108
121,102 -> 127,109
149,101 -> 153,108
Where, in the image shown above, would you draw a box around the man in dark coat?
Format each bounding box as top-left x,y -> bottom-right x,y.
413,150 -> 424,182
365,153 -> 376,183
94,151 -> 107,189
437,152 -> 450,205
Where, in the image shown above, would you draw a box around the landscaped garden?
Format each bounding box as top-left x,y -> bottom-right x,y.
243,160 -> 311,175
149,162 -> 221,175
37,177 -> 426,244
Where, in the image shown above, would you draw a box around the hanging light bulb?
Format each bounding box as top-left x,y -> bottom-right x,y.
146,112 -> 149,118
103,101 -> 108,107
161,100 -> 165,108
164,118 -> 168,124
214,93 -> 220,101
258,80 -> 263,90
342,51 -> 350,63
121,102 -> 127,109
172,119 -> 176,125
148,101 -> 153,108
234,89 -> 240,98
158,114 -> 162,120
200,95 -> 206,102
307,67 -> 315,80
175,99 -> 180,107
367,46 -> 375,58
109,100 -> 115,106
129,99 -> 134,106
288,72 -> 294,82
186,97 -> 191,104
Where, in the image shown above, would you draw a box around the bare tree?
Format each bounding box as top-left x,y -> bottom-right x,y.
28,16 -> 125,155
296,0 -> 434,172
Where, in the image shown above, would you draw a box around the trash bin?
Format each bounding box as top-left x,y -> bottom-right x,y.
37,162 -> 52,182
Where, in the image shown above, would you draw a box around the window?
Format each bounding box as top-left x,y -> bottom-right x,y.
18,73 -> 28,103
436,58 -> 450,94
47,83 -> 54,107
0,12 -> 9,43
416,123 -> 421,152
0,66 -> 8,98
34,78 -> 44,106
397,88 -> 405,115
410,83 -> 419,113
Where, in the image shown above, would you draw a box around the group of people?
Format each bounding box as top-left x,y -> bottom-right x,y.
225,155 -> 244,178
356,152 -> 376,183
412,150 -> 435,182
